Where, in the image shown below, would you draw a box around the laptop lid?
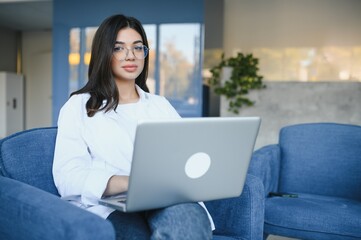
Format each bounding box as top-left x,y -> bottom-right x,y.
100,117 -> 261,212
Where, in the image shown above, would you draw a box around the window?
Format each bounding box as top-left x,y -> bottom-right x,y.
159,23 -> 203,116
143,25 -> 157,94
68,28 -> 80,95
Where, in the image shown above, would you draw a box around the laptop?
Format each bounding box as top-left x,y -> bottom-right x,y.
98,117 -> 261,212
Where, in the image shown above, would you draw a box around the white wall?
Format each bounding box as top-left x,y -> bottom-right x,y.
22,31 -> 52,129
221,82 -> 361,149
224,0 -> 361,53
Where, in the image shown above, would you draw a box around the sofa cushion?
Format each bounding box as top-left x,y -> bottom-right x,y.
0,127 -> 59,195
279,123 -> 361,200
0,176 -> 115,240
265,193 -> 361,239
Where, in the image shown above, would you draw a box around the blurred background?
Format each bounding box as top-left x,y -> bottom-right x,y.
0,0 -> 360,150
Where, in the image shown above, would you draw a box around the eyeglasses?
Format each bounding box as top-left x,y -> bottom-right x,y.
113,45 -> 149,61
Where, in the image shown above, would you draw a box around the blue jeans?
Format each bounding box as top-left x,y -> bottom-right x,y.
106,202 -> 213,240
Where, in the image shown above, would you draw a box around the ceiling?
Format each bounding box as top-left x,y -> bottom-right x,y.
0,0 -> 52,31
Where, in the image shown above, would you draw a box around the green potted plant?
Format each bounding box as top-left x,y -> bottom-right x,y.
209,52 -> 265,114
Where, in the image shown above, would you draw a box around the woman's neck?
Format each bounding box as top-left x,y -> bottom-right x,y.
117,81 -> 139,104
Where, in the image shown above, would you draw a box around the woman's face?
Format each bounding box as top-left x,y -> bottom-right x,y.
111,27 -> 145,83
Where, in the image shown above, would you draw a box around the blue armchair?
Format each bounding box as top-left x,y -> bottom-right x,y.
0,127 -> 264,240
248,122 -> 361,240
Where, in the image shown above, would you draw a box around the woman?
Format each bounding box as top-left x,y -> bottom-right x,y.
52,14 -> 213,239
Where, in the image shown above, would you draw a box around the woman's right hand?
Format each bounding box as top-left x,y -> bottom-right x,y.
102,175 -> 129,197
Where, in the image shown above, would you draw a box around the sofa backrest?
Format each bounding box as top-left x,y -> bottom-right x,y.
278,123 -> 361,200
0,127 -> 59,196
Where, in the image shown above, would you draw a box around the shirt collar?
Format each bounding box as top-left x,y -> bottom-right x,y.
102,84 -> 150,119
135,84 -> 149,102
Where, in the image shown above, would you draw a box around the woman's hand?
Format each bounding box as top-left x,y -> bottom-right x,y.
103,175 -> 129,197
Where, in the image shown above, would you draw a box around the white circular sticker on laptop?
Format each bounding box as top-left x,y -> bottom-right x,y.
185,152 -> 211,179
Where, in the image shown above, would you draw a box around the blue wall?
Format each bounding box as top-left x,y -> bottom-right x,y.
53,0 -> 204,125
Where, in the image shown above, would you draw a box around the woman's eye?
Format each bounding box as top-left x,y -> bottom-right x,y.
134,46 -> 143,51
114,46 -> 124,52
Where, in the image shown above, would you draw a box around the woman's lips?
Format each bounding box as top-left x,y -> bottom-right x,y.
122,65 -> 138,72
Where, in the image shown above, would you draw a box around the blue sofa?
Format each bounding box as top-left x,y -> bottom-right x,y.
0,127 -> 264,240
249,122 -> 361,240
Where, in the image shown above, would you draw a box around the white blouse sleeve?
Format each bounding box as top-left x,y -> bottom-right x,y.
52,95 -> 114,206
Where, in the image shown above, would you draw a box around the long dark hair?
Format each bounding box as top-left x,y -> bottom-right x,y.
71,14 -> 149,117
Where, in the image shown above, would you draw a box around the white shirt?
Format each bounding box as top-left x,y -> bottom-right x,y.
53,85 -> 214,229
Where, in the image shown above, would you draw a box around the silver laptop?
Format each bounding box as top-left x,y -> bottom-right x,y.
99,117 -> 261,212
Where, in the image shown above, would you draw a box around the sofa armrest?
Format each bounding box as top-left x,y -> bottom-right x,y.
205,174 -> 264,240
248,144 -> 281,196
0,176 -> 115,240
